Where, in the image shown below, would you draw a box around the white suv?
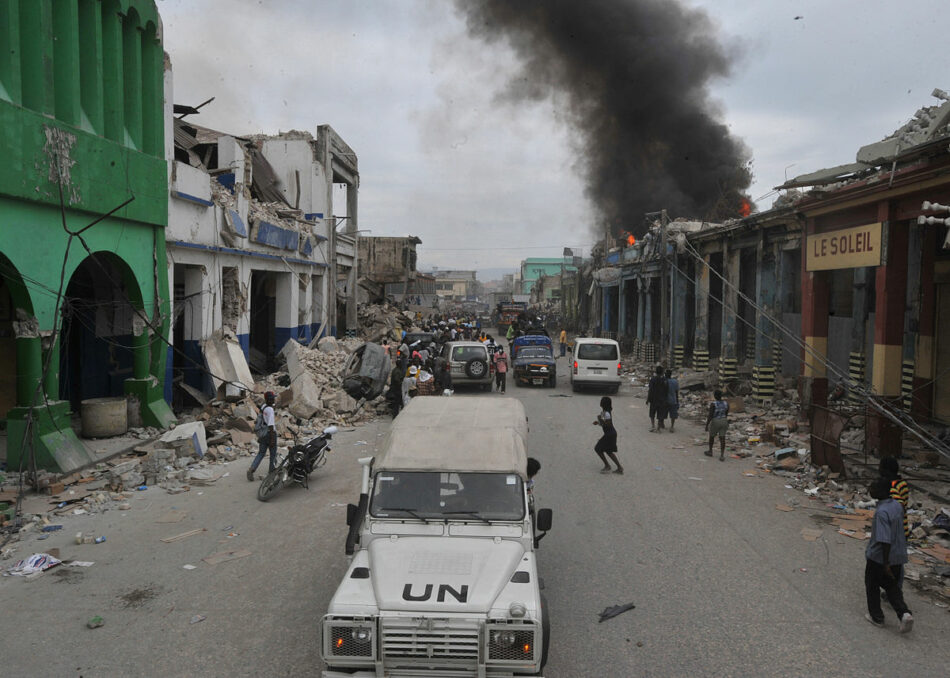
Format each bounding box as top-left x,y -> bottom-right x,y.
570,337 -> 621,393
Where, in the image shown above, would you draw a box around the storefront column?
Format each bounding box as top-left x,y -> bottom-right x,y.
643,279 -> 654,363
913,225 -> 937,418
868,205 -> 907,457
635,279 -> 645,359
42,334 -> 59,401
718,244 -> 739,385
801,219 -> 830,410
848,267 -> 870,404
693,255 -> 710,370
671,253 -> 688,368
618,277 -> 627,336
752,241 -> 776,404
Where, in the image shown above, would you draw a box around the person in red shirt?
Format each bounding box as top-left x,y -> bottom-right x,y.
493,346 -> 509,393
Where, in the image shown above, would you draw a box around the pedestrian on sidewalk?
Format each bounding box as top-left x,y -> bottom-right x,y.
559,328 -> 568,357
864,478 -> 914,633
493,346 -> 508,393
646,365 -> 669,431
665,368 -> 680,433
247,391 -> 277,481
704,390 -> 729,460
593,396 -> 624,475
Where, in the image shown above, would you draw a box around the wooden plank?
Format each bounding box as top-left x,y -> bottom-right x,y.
160,528 -> 206,543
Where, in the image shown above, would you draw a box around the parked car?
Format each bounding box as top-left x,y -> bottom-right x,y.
512,337 -> 556,387
439,341 -> 492,391
570,337 -> 621,393
341,342 -> 391,400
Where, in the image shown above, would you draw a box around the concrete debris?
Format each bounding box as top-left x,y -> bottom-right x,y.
357,302 -> 415,344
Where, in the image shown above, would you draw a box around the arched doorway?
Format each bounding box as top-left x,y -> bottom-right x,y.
0,252 -> 35,421
60,253 -> 145,411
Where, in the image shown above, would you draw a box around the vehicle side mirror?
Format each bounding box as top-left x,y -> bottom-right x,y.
536,508 -> 553,532
346,503 -> 358,526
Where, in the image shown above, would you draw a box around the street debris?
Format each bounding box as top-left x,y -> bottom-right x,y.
189,614 -> 206,624
203,549 -> 252,566
86,616 -> 104,629
598,602 -> 636,622
4,553 -> 61,577
160,528 -> 206,543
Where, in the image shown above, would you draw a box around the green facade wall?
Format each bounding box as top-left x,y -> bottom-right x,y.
0,0 -> 172,474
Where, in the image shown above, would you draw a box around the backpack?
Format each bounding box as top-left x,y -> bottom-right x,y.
254,407 -> 270,441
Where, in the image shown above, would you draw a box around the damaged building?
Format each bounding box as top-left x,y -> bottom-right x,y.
590,90 -> 950,457
357,235 -> 422,303
0,0 -> 175,473
166,61 -> 360,396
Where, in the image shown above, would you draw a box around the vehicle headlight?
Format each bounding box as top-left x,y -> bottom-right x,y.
351,626 -> 373,643
491,630 -> 517,647
325,619 -> 376,660
487,624 -> 537,663
539,367 -> 548,372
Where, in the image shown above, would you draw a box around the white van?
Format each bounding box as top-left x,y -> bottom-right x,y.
570,337 -> 621,393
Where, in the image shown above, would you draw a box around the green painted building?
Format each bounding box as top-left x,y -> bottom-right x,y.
520,257 -> 577,297
0,0 -> 174,473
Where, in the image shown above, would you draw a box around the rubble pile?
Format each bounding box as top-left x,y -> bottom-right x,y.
357,302 -> 415,344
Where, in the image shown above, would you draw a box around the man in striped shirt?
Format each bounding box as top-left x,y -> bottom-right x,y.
879,456 -> 909,538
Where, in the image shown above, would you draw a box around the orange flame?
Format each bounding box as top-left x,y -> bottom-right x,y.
626,234 -> 636,246
739,198 -> 751,218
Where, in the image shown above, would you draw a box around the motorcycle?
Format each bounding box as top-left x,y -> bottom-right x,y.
256,425 -> 337,502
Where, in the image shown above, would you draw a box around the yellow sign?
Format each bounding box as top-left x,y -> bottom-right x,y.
806,222 -> 884,271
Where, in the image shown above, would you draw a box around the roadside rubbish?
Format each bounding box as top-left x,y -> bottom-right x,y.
203,549 -> 251,565
598,602 -> 636,622
40,525 -> 62,532
94,536 -> 107,544
6,553 -> 61,576
86,616 -> 104,629
189,614 -> 206,624
160,528 -> 206,543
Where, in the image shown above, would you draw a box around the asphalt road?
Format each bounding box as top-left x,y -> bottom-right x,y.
2,350 -> 948,677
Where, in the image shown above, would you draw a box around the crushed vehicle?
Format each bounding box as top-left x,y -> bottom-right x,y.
342,342 -> 391,401
322,396 -> 553,678
511,335 -> 556,388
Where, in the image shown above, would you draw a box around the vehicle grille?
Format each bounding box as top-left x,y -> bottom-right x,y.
381,618 -> 479,662
487,628 -> 535,661
327,625 -> 373,657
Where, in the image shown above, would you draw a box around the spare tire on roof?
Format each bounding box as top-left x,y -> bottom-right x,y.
465,358 -> 487,379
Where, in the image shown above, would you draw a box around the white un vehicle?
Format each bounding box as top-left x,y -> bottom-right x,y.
321,396 -> 553,677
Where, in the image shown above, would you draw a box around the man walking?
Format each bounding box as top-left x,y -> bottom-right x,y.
864,478 -> 914,632
646,365 -> 669,431
248,391 -> 277,481
665,368 -> 680,433
493,346 -> 509,393
559,328 -> 568,357
704,390 -> 729,460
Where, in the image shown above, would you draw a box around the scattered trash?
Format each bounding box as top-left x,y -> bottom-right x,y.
136,485 -> 148,491
6,553 -> 61,576
775,504 -> 795,512
800,528 -> 823,542
94,536 -> 107,544
189,614 -> 206,624
67,561 -> 95,567
155,509 -> 188,523
687,477 -> 703,481
598,602 -> 636,623
86,616 -> 104,629
41,525 -> 63,532
161,528 -> 206,543
182,564 -> 197,570
203,549 -> 252,565
354,441 -> 368,446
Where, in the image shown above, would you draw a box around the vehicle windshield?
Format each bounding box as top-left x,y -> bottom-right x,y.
577,343 -> 618,360
517,347 -> 551,359
451,346 -> 487,362
370,471 -> 525,521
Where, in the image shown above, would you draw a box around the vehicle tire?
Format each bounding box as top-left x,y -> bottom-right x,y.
465,358 -> 488,379
256,468 -> 284,502
537,593 -> 551,672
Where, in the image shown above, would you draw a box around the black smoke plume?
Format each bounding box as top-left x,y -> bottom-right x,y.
455,0 -> 753,236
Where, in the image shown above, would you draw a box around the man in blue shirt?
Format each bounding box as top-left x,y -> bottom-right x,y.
864,478 -> 913,632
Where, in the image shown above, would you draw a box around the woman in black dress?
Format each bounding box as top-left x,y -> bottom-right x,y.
593,396 -> 624,475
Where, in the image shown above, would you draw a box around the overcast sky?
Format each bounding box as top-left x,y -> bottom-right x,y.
158,0 -> 948,276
